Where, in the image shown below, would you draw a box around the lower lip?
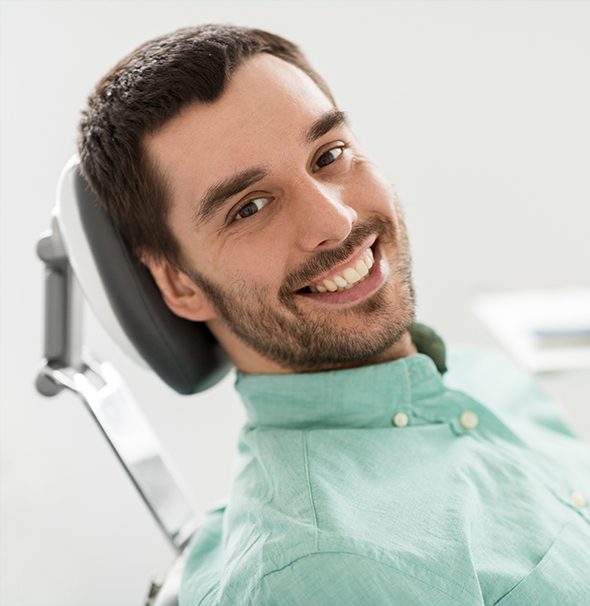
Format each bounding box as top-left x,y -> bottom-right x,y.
295,241 -> 388,305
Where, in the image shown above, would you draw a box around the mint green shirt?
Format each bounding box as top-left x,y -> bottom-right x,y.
180,347 -> 590,605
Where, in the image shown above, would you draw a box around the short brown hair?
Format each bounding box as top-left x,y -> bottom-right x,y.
78,24 -> 336,265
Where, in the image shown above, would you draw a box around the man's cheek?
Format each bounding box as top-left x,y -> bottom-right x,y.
351,163 -> 394,208
362,181 -> 397,216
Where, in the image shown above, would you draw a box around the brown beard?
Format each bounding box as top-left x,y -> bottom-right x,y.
182,213 -> 416,373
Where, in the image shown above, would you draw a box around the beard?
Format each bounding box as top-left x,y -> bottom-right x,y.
182,210 -> 416,373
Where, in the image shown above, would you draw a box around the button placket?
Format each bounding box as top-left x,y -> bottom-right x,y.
390,365 -> 413,428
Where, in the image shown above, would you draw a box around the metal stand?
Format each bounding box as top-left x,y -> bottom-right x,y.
36,220 -> 199,604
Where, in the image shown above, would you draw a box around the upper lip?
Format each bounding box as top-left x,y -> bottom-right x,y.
302,235 -> 377,289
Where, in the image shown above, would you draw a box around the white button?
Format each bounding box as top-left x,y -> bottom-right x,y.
569,490 -> 587,508
459,411 -> 479,430
393,412 -> 409,427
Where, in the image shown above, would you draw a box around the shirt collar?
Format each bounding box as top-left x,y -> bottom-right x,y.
235,352 -> 449,429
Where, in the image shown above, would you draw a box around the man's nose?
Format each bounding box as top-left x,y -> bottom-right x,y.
292,178 -> 358,251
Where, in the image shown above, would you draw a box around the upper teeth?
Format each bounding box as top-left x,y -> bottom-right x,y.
309,247 -> 374,293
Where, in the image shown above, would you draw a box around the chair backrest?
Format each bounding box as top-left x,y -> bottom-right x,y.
55,155 -> 232,394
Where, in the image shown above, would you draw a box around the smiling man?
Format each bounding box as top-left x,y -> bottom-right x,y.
133,51 -> 416,375
79,24 -> 590,606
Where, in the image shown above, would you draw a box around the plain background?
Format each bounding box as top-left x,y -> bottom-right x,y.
1,1 -> 589,604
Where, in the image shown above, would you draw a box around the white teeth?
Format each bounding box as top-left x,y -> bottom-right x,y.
355,259 -> 369,278
342,267 -> 362,283
323,279 -> 338,292
306,244 -> 377,294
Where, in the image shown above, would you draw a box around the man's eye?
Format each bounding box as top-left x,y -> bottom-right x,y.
313,145 -> 345,171
233,197 -> 270,222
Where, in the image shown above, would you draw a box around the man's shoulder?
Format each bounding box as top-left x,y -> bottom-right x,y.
246,548 -> 475,606
179,501 -> 316,606
181,508 -> 471,606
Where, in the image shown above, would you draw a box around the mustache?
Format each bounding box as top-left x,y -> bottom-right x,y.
281,215 -> 395,295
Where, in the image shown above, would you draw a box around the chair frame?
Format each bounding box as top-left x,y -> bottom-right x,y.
36,218 -> 198,605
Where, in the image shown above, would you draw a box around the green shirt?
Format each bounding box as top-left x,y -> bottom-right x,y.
180,346 -> 590,605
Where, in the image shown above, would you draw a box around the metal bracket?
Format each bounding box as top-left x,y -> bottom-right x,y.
35,222 -> 199,553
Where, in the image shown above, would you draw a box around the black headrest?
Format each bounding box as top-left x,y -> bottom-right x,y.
74,169 -> 232,394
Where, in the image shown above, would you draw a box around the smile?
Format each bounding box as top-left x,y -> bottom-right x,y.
296,237 -> 388,305
308,246 -> 374,293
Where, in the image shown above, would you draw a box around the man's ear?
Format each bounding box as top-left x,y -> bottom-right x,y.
138,251 -> 216,322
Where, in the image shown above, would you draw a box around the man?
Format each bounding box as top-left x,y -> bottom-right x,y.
79,24 -> 589,606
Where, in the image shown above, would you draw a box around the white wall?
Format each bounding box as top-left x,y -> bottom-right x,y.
1,1 -> 589,605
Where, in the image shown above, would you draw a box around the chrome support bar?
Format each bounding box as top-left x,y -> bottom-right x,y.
35,222 -> 199,553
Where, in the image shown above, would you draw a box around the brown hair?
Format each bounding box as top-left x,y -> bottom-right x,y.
78,24 -> 336,265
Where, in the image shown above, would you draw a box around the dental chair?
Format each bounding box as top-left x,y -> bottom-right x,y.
35,156 -> 233,606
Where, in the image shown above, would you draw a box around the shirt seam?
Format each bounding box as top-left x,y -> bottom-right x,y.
247,549 -> 482,604
302,431 -> 320,551
405,357 -> 414,419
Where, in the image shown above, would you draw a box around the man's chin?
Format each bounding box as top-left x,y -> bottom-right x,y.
214,285 -> 414,374
285,276 -> 416,372
277,324 -> 415,374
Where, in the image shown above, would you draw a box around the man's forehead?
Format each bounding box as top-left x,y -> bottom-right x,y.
144,54 -> 336,184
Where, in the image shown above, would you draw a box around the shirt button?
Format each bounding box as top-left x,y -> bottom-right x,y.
569,490 -> 587,508
459,411 -> 479,430
392,412 -> 409,427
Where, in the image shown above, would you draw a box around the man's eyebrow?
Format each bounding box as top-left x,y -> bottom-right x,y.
193,109 -> 348,227
306,109 -> 349,144
193,167 -> 270,226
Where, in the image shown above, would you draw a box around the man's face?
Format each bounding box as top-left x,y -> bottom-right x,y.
145,53 -> 415,373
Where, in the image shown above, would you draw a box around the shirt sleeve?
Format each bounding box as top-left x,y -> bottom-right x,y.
247,551 -> 474,606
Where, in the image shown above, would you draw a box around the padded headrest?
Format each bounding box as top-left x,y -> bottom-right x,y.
55,156 -> 232,394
